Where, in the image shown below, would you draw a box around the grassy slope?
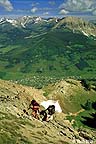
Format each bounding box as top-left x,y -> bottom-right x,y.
43,79 -> 96,112
43,79 -> 96,130
0,26 -> 96,83
0,79 -> 96,143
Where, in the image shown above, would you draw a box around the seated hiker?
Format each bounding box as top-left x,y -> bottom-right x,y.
29,99 -> 40,119
40,105 -> 55,121
40,110 -> 47,121
46,105 -> 55,115
46,105 -> 55,121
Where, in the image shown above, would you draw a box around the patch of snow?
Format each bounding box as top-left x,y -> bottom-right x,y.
6,19 -> 14,23
56,19 -> 58,23
40,100 -> 62,113
21,22 -> 26,28
91,34 -> 96,37
0,18 -> 6,24
35,17 -> 42,24
23,16 -> 31,19
6,19 -> 17,27
82,30 -> 89,37
0,21 -> 6,25
0,18 -> 4,22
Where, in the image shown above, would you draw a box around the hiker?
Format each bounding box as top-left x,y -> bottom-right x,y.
29,100 -> 40,119
46,105 -> 55,121
41,100 -> 62,113
40,110 -> 47,121
46,105 -> 55,115
40,105 -> 55,121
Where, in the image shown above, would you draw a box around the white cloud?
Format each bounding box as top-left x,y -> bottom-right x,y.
59,0 -> 96,14
0,0 -> 13,11
32,2 -> 39,7
41,7 -> 53,11
31,7 -> 38,13
49,1 -> 56,6
92,9 -> 96,15
43,12 -> 49,15
59,9 -> 69,15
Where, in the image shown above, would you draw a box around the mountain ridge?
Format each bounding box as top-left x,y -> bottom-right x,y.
0,16 -> 96,36
53,16 -> 96,37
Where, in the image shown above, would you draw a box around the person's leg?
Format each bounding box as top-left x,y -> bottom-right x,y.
32,110 -> 36,117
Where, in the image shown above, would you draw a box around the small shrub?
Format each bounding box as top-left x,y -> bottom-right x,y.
92,101 -> 96,110
81,79 -> 91,91
43,92 -> 49,97
84,99 -> 92,110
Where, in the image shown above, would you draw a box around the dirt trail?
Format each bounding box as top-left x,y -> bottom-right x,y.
72,109 -> 85,116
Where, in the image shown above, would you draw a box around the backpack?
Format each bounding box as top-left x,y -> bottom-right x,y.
46,105 -> 55,115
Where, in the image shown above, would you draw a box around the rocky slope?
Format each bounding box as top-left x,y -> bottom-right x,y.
53,16 -> 96,37
0,79 -> 96,144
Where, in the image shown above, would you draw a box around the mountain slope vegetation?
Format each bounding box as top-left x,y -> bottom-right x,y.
0,16 -> 96,83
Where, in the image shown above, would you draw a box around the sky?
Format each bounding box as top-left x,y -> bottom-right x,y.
0,0 -> 96,19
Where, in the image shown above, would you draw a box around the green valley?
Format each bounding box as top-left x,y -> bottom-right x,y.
0,17 -> 96,87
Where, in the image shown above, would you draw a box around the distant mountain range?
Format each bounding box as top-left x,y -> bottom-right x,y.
0,16 -> 96,81
0,16 -> 96,36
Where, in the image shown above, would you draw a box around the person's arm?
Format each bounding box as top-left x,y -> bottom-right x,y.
28,104 -> 33,110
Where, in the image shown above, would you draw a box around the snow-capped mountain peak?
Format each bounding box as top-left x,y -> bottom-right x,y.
0,17 -> 17,27
0,16 -> 96,37
35,17 -> 42,23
